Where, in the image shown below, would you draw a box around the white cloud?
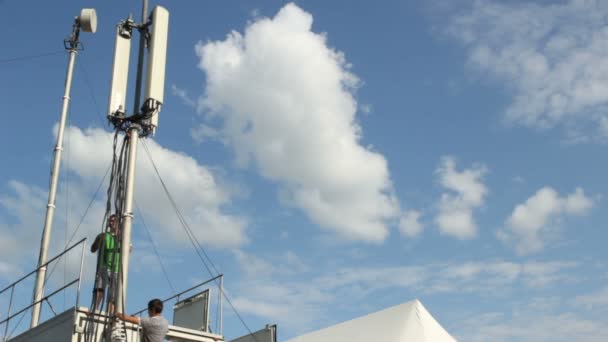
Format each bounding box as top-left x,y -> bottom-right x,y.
230,281 -> 332,335
430,261 -> 577,293
500,187 -> 595,255
456,308 -> 608,342
572,286 -> 608,310
283,250 -> 310,273
399,210 -> 423,237
0,181 -> 60,270
190,123 -> 222,144
521,261 -> 578,288
455,286 -> 608,342
0,261 -> 20,279
228,249 -> 576,335
447,0 -> 608,141
194,3 -> 400,243
233,249 -> 275,276
0,178 -> 106,302
435,156 -> 488,239
64,126 -> 247,248
0,125 -> 248,286
233,249 -> 310,278
360,104 -> 372,115
171,84 -> 196,108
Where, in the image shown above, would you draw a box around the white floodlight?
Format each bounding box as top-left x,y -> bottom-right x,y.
78,8 -> 97,33
107,22 -> 133,118
144,6 -> 169,131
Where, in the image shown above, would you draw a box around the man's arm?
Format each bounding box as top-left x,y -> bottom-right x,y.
115,312 -> 140,325
90,234 -> 103,253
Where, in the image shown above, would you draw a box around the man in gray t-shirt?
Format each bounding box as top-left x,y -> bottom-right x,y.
116,298 -> 169,342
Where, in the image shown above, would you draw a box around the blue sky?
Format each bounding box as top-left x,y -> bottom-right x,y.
1,0 -> 608,341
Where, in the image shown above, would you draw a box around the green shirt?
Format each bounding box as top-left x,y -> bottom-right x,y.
101,232 -> 121,273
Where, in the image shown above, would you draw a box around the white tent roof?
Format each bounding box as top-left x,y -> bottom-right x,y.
286,299 -> 457,342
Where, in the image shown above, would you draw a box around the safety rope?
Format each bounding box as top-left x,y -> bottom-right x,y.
141,140 -> 262,342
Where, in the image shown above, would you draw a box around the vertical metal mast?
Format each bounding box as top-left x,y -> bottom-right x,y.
115,127 -> 139,314
110,0 -> 169,315
115,0 -> 148,314
31,9 -> 97,328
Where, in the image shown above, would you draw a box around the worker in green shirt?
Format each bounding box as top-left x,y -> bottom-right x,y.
91,214 -> 121,314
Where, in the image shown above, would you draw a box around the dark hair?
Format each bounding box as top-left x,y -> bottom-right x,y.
148,298 -> 163,314
107,214 -> 119,231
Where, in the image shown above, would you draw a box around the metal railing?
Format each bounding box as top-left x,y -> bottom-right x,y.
131,274 -> 223,335
0,238 -> 87,341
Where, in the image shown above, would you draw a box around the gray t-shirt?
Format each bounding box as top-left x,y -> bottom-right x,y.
140,315 -> 169,342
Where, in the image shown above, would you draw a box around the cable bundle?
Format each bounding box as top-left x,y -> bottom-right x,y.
84,130 -> 131,342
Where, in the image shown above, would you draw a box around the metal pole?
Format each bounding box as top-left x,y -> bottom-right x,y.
31,46 -> 78,329
132,0 -> 149,114
219,275 -> 223,335
115,127 -> 140,313
3,286 -> 14,341
75,239 -> 87,310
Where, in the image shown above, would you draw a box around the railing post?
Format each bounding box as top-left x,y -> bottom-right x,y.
75,239 -> 87,309
0,239 -> 87,339
219,275 -> 223,336
3,286 -> 15,341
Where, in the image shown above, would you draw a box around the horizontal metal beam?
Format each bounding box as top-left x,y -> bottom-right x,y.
0,279 -> 79,326
131,274 -> 223,316
0,238 -> 86,296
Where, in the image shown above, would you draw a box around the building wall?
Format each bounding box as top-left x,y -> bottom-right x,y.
9,309 -> 74,342
229,325 -> 277,342
8,307 -> 227,342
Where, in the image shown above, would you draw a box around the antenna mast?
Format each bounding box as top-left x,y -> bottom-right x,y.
30,9 -> 97,329
106,0 -> 169,321
30,8 -> 97,328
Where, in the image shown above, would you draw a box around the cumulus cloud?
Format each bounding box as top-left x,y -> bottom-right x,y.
500,187 -> 595,255
0,125 -> 247,286
446,0 -> 608,141
190,123 -> 222,144
0,181 -> 50,271
0,178 -> 106,307
64,126 -> 247,248
399,210 -> 424,237
194,3 -> 400,242
435,156 -> 488,239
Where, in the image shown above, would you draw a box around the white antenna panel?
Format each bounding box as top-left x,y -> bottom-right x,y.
108,24 -> 132,118
145,5 -> 169,130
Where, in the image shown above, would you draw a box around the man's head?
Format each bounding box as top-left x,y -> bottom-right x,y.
107,214 -> 119,234
147,298 -> 163,316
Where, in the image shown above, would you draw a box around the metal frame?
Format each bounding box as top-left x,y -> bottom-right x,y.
74,307 -> 226,342
131,274 -> 223,317
1,238 -> 87,341
173,289 -> 211,332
